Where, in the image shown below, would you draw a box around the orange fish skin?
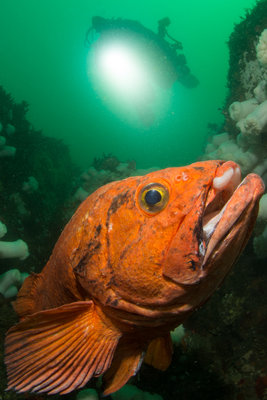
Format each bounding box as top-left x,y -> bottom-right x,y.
5,160 -> 265,395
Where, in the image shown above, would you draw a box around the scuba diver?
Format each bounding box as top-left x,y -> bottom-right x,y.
157,17 -> 183,50
85,16 -> 199,89
156,16 -> 199,89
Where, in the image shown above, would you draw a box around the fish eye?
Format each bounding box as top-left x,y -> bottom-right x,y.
138,183 -> 169,214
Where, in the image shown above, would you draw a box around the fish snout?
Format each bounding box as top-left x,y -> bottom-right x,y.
163,161 -> 265,286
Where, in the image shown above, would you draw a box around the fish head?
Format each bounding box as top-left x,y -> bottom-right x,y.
74,160 -> 264,323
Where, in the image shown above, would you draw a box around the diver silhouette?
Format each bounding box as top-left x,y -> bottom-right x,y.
86,16 -> 199,89
157,17 -> 183,50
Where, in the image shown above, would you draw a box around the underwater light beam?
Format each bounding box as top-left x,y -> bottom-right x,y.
86,17 -> 199,126
95,41 -> 149,99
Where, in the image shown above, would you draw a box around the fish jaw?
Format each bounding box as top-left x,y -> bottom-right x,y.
163,161 -> 265,286
202,172 -> 264,266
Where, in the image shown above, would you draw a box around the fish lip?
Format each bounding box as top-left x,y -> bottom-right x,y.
201,172 -> 265,266
202,166 -> 243,249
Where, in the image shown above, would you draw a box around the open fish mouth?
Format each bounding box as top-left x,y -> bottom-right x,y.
163,160 -> 264,286
202,161 -> 264,266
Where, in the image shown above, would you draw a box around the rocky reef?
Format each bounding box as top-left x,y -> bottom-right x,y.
202,1 -> 267,260
187,2 -> 267,399
0,86 -> 77,276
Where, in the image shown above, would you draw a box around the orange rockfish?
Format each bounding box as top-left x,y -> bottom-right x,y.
5,160 -> 264,395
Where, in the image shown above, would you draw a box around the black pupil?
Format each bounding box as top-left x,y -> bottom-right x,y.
145,189 -> 162,205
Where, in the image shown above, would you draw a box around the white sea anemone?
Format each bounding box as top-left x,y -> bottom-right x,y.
229,98 -> 258,122
256,29 -> 267,68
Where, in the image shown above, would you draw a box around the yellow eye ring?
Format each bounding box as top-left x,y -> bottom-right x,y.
138,183 -> 169,214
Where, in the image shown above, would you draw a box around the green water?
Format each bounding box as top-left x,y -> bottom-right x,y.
0,0 -> 257,170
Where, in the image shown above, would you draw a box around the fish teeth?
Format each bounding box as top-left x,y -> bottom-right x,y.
203,211 -> 222,242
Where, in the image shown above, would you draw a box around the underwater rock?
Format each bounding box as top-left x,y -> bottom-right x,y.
0,85 -> 77,273
199,20 -> 267,400
22,176 -> 39,193
226,0 -> 267,110
253,225 -> 267,259
253,193 -> 267,259
203,4 -> 267,264
93,153 -> 120,172
0,133 -> 16,158
5,123 -> 15,136
256,28 -> 267,68
254,79 -> 267,103
70,161 -> 159,208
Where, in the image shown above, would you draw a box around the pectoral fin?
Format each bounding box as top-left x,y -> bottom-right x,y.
5,301 -> 122,395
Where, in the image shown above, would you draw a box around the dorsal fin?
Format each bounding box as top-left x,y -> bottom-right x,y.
5,301 -> 122,394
